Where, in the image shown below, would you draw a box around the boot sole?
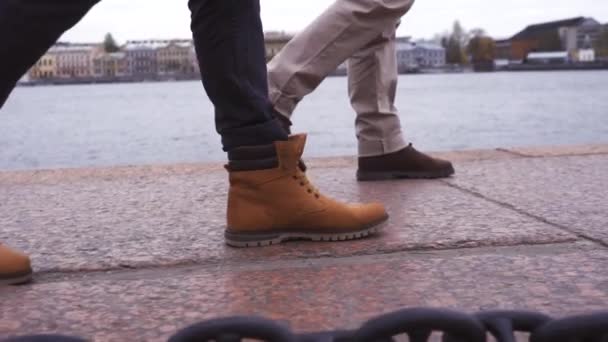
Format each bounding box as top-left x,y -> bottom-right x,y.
357,167 -> 455,181
225,217 -> 388,248
0,270 -> 33,286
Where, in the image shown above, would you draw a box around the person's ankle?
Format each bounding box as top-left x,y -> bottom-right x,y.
227,144 -> 278,171
273,109 -> 292,135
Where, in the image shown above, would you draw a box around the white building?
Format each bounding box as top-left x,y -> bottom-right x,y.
526,51 -> 570,64
91,52 -> 128,78
395,40 -> 445,70
558,18 -> 602,52
50,43 -> 98,78
576,49 -> 596,62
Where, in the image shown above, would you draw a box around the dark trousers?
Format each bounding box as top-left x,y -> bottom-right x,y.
0,0 -> 287,151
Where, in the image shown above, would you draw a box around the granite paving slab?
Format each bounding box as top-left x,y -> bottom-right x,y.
1,244 -> 606,341
447,154 -> 608,244
0,166 -> 575,273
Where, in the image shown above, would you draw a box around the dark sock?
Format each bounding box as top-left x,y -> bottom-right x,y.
274,109 -> 292,135
227,144 -> 278,171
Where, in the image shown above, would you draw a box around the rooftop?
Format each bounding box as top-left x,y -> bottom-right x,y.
124,39 -> 193,50
511,17 -> 596,40
395,41 -> 445,51
48,44 -> 98,53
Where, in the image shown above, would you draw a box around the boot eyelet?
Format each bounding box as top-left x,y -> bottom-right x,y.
300,182 -> 305,186
292,175 -> 298,180
307,189 -> 312,193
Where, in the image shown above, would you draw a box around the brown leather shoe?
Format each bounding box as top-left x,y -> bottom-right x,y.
0,243 -> 32,286
225,134 -> 388,247
357,144 -> 455,181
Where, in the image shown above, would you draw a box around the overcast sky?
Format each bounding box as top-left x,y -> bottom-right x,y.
60,0 -> 608,43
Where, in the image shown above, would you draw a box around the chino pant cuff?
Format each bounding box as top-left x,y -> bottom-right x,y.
358,131 -> 408,157
269,89 -> 298,119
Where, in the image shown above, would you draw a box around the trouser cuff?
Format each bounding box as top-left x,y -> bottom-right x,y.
358,131 -> 408,157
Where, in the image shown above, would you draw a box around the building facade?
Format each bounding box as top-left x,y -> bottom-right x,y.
526,51 -> 570,64
29,54 -> 57,79
190,45 -> 200,76
124,41 -> 161,80
52,44 -> 98,78
156,40 -> 196,77
92,52 -> 128,78
576,49 -> 596,62
494,39 -> 512,61
395,39 -> 446,70
25,33 -> 333,82
264,31 -> 293,62
502,17 -> 603,61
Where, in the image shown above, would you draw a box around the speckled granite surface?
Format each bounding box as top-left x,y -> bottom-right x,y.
1,145 -> 607,341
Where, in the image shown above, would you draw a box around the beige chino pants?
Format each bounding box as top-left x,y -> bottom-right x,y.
268,0 -> 415,157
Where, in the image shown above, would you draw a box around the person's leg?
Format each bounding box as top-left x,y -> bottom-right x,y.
348,27 -> 455,181
0,0 -> 99,285
347,25 -> 407,158
267,0 -> 414,126
188,0 -> 287,151
0,0 -> 100,108
188,0 -> 388,247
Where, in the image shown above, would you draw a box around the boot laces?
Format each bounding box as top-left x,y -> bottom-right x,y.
292,169 -> 320,199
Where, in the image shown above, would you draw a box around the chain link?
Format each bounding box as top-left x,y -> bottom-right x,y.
4,308 -> 608,342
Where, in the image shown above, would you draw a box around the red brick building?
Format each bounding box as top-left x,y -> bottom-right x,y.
496,17 -> 602,61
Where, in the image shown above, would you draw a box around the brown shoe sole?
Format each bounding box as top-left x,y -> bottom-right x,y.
357,166 -> 455,181
225,216 -> 388,248
0,269 -> 33,286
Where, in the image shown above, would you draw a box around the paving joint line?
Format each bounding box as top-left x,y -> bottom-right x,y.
441,180 -> 608,249
494,148 -> 533,158
489,149 -> 608,160
25,240 -> 584,285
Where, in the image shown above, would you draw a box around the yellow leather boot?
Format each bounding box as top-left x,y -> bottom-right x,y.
225,134 -> 388,247
0,243 -> 32,285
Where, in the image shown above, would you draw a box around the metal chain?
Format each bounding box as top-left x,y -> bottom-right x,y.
4,309 -> 608,342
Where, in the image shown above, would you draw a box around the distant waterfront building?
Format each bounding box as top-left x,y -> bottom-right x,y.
190,45 -> 200,76
29,53 -> 57,79
92,52 -> 128,78
264,31 -> 293,62
499,17 -> 603,62
156,40 -> 196,77
124,40 -> 162,80
526,51 -> 570,64
395,38 -> 445,70
576,49 -> 596,62
51,43 -> 98,79
560,18 -> 602,51
494,39 -> 512,61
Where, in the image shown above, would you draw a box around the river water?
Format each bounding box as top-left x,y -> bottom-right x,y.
1,71 -> 607,170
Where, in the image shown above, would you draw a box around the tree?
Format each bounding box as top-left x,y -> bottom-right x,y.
467,36 -> 496,71
445,37 -> 464,64
444,21 -> 468,65
451,21 -> 468,47
594,27 -> 608,58
432,31 -> 450,47
103,33 -> 120,53
468,36 -> 496,62
469,28 -> 487,38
